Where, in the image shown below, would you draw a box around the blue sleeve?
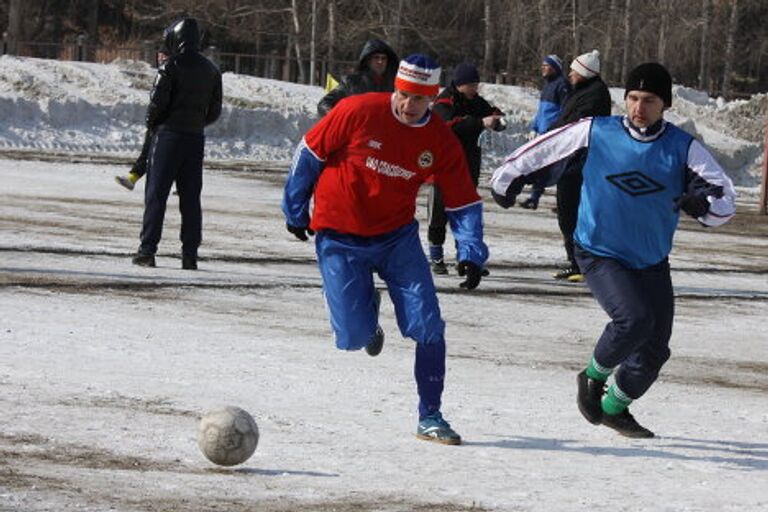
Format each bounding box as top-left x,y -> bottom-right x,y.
281,141 -> 325,227
446,202 -> 489,266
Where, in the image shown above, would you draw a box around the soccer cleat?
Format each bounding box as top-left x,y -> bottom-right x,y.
365,326 -> 384,356
431,258 -> 449,275
600,409 -> 655,438
132,253 -> 156,267
182,256 -> 198,270
577,371 -> 606,425
115,175 -> 135,190
553,266 -> 581,280
416,412 -> 461,445
518,197 -> 539,210
567,273 -> 585,283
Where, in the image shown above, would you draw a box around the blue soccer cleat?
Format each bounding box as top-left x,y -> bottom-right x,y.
416,412 -> 461,445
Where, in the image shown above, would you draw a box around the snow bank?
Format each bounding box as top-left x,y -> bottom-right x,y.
0,55 -> 764,188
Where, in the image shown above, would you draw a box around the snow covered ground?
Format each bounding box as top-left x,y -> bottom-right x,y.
1,56 -> 767,512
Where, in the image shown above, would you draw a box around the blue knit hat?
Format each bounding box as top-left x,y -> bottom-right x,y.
453,62 -> 480,86
542,54 -> 563,74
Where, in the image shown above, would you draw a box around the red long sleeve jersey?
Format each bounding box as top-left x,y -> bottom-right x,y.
305,92 -> 481,236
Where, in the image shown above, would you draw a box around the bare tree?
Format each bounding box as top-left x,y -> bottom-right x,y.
697,0 -> 710,90
620,0 -> 632,82
721,0 -> 738,95
290,0 -> 306,83
482,0 -> 495,80
6,0 -> 23,54
601,0 -> 618,83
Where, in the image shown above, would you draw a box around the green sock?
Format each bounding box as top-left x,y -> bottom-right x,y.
602,384 -> 632,415
585,356 -> 612,381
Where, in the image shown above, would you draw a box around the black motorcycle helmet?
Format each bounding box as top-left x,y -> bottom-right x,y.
163,17 -> 200,55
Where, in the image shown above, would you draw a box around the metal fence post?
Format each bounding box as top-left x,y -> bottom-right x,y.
76,33 -> 87,61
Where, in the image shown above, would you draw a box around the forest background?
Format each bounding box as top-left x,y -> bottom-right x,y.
1,0 -> 767,98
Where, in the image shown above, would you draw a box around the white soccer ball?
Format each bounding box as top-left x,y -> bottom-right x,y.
197,406 -> 259,466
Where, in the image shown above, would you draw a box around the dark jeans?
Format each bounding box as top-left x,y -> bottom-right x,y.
139,130 -> 204,258
575,245 -> 674,399
556,168 -> 583,270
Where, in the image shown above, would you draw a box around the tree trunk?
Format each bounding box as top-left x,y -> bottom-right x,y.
657,0 -> 669,62
602,0 -> 617,83
721,0 -> 739,96
6,0 -> 23,55
482,0 -> 495,81
537,0 -> 547,59
697,0 -> 710,90
291,0 -> 306,84
327,0 -> 336,77
571,0 -> 578,57
620,0 -> 632,83
309,0 -> 317,85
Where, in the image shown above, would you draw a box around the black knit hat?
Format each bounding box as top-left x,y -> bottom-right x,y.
624,62 -> 672,107
453,62 -> 480,86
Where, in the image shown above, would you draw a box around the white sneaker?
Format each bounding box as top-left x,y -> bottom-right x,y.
115,175 -> 135,191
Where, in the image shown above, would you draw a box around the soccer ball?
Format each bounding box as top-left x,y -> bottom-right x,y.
197,406 -> 259,466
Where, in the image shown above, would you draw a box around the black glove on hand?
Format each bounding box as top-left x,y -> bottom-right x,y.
457,261 -> 482,290
286,222 -> 315,241
674,194 -> 709,218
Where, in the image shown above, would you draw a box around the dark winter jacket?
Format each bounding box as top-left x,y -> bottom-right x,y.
551,75 -> 611,129
146,18 -> 222,134
316,39 -> 399,117
432,84 -> 505,183
529,73 -> 571,134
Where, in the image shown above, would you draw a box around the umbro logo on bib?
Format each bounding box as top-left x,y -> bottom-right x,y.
606,171 -> 665,196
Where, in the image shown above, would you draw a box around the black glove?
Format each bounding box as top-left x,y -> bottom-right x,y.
674,194 -> 709,218
457,261 -> 482,290
286,222 -> 315,241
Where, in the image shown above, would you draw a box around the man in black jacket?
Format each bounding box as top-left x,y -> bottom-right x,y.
316,39 -> 398,117
550,49 -> 611,282
132,18 -> 222,270
428,62 -> 505,274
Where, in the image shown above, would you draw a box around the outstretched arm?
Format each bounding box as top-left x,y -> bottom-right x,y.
281,139 -> 324,235
490,117 -> 592,207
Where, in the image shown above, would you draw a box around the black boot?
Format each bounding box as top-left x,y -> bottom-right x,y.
365,326 -> 385,356
132,252 -> 156,267
601,409 -> 655,438
577,370 -> 605,425
182,256 -> 198,270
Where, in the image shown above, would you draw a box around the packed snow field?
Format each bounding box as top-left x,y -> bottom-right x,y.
1,56 -> 767,511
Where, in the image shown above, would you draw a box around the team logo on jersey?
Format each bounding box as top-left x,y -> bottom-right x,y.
368,139 -> 383,150
606,171 -> 665,196
417,150 -> 434,169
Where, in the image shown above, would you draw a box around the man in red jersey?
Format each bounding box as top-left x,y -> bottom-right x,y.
282,54 -> 488,445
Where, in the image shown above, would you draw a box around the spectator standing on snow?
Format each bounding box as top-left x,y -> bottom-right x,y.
115,48 -> 171,191
549,50 -> 612,282
283,54 -> 488,445
491,62 -> 736,438
131,17 -> 222,270
427,62 -> 505,275
518,54 -> 571,210
316,39 -> 398,117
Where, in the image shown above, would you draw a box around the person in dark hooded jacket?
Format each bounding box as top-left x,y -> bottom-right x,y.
427,62 -> 505,274
316,39 -> 398,117
132,17 -> 223,270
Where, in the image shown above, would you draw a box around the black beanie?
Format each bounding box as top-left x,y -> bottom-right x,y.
453,62 -> 480,86
624,62 -> 672,107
